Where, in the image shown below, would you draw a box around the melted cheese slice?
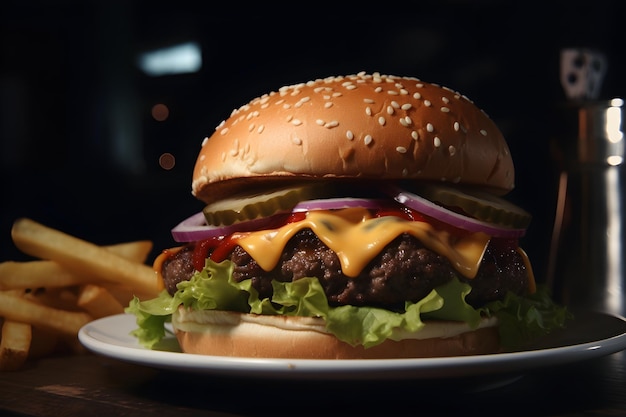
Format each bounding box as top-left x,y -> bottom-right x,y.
234,208 -> 490,279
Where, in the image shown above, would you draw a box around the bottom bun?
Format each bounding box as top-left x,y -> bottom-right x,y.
172,307 -> 500,359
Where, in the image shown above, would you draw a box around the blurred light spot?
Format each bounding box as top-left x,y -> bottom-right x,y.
606,105 -> 624,143
138,41 -> 202,76
159,153 -> 176,170
152,103 -> 169,121
607,155 -> 623,166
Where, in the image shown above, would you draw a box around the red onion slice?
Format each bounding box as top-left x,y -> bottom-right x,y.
393,189 -> 526,238
171,212 -> 288,242
292,198 -> 389,212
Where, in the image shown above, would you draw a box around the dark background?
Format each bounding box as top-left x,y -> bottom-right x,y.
2,0 -> 625,285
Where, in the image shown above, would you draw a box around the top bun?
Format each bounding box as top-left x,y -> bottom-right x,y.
192,72 -> 514,204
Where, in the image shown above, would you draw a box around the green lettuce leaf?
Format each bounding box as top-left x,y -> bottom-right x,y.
126,258 -> 571,350
479,285 -> 573,349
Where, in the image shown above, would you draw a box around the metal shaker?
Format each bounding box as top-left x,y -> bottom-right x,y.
548,98 -> 626,316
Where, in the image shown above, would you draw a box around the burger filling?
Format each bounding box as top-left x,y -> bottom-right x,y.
161,230 -> 528,312
129,186 -> 570,351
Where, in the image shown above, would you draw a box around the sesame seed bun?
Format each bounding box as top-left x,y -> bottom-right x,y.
192,72 -> 514,204
172,307 -> 501,359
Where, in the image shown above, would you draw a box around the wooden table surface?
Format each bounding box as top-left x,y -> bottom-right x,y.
0,345 -> 625,417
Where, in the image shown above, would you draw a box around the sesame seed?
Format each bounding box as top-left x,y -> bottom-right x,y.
364,135 -> 373,146
387,106 -> 394,115
441,107 -> 450,112
402,168 -> 409,177
292,137 -> 302,145
453,121 -> 460,131
316,119 -> 325,126
292,119 -> 302,126
378,116 -> 386,126
433,137 -> 441,147
413,92 -> 421,99
324,102 -> 333,108
426,123 -> 434,132
401,103 -> 412,110
325,121 -> 339,128
416,83 -> 424,88
424,100 -> 432,107
391,101 -> 400,108
364,98 -> 375,103
449,145 -> 456,156
396,146 -> 407,154
387,90 -> 399,95
220,128 -> 229,135
399,118 -> 409,127
374,87 -> 383,93
248,124 -> 255,132
201,137 -> 209,146
294,97 -> 311,108
480,129 -> 488,136
257,125 -> 264,134
442,96 -> 450,104
283,103 -> 291,109
411,131 -> 419,140
404,116 -> 412,125
366,106 -> 372,116
346,130 -> 354,140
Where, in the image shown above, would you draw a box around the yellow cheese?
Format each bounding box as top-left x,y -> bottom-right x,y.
235,208 -> 490,279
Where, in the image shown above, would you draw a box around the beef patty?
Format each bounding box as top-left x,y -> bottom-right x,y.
161,229 -> 529,311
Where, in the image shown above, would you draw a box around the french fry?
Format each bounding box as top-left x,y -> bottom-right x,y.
11,218 -> 159,297
1,218 -> 159,370
0,261 -> 82,290
25,287 -> 80,311
105,240 -> 154,263
101,283 -> 156,304
0,290 -> 92,336
0,320 -> 32,371
0,240 -> 153,290
77,285 -> 124,319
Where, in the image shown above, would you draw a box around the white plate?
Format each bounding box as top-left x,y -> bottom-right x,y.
78,312 -> 626,380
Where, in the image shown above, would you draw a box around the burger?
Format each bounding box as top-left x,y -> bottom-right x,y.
127,72 -> 569,359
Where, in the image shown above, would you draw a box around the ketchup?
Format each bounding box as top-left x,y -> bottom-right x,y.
190,211 -> 308,270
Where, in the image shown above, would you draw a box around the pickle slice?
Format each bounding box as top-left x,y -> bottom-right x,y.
203,184 -> 329,226
415,184 -> 532,229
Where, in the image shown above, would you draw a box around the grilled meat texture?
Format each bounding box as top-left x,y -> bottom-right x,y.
161,229 -> 529,310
